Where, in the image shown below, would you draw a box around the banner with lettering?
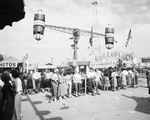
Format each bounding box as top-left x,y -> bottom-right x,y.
93,51 -> 134,68
0,56 -> 21,68
0,62 -> 17,68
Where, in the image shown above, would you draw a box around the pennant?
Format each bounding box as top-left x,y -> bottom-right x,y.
89,27 -> 93,47
92,1 -> 98,5
26,53 -> 28,60
125,29 -> 132,47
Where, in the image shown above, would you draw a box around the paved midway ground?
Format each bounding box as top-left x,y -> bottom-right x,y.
21,78 -> 150,120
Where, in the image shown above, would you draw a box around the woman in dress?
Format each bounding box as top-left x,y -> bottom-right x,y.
121,68 -> 128,89
128,69 -> 134,86
58,70 -> 67,101
103,69 -> 111,91
51,69 -> 59,102
111,68 -> 118,92
64,69 -> 73,98
11,69 -> 23,120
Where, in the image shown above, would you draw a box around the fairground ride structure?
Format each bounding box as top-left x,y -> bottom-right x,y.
33,8 -> 115,65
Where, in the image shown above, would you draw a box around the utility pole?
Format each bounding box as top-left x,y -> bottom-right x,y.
73,37 -> 79,60
72,29 -> 80,61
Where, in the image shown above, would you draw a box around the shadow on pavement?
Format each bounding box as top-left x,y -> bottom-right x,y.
32,101 -> 42,104
38,110 -> 51,116
122,94 -> 150,115
21,98 -> 28,102
59,104 -> 69,110
45,117 -> 63,120
26,95 -> 57,120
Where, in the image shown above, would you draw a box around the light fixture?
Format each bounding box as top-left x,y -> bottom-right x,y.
33,9 -> 45,41
105,23 -> 114,49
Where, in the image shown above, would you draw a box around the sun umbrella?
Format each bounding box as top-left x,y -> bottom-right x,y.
0,0 -> 25,30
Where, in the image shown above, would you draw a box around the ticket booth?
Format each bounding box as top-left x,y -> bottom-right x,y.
68,61 -> 90,75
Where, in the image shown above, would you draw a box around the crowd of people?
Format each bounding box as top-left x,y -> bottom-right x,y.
86,67 -> 139,94
3,67 -> 140,100
1,65 -> 150,120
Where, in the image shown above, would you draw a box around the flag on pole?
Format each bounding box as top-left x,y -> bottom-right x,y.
89,27 -> 93,47
125,29 -> 132,47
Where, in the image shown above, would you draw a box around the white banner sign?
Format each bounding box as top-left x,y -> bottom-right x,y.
0,63 -> 17,68
94,51 -> 134,67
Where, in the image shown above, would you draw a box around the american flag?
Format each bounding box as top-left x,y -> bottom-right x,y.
125,29 -> 132,47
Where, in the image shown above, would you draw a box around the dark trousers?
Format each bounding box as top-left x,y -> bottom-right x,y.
94,81 -> 100,93
72,83 -> 78,94
40,80 -> 46,89
35,79 -> 40,91
78,83 -> 83,93
21,80 -> 25,92
147,77 -> 150,87
134,76 -> 138,85
87,78 -> 94,94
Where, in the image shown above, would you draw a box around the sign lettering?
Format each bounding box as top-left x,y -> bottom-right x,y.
0,63 -> 17,68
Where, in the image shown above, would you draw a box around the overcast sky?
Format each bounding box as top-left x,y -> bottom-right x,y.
0,0 -> 150,65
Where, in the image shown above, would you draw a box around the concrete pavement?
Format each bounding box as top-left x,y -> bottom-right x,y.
21,78 -> 150,120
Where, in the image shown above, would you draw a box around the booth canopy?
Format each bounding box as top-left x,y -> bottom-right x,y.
0,56 -> 21,68
38,64 -> 56,69
28,63 -> 56,71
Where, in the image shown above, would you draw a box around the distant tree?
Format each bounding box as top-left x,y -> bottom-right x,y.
0,54 -> 4,61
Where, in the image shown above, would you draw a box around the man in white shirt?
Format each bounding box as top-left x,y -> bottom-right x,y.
73,71 -> 82,96
94,69 -> 101,95
45,70 -> 53,92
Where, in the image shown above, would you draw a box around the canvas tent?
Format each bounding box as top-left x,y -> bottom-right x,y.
0,56 -> 21,68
